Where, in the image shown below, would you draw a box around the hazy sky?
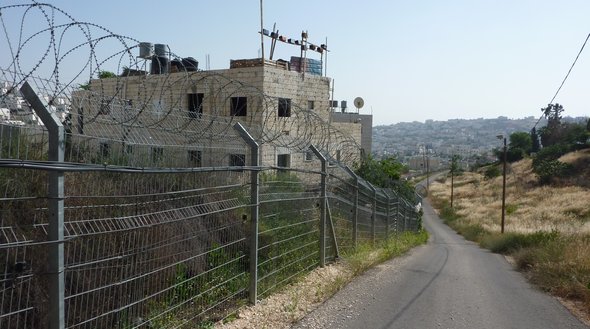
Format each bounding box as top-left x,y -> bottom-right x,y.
2,1 -> 590,125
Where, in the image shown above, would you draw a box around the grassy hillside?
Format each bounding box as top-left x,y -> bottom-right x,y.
429,149 -> 590,315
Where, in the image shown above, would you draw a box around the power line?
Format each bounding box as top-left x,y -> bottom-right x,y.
533,32 -> 590,129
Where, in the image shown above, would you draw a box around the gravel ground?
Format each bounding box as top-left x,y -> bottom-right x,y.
214,262 -> 354,329
290,247 -> 420,329
214,248 -> 420,329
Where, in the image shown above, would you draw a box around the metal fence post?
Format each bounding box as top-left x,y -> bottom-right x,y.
385,193 -> 390,239
309,145 -> 326,267
21,81 -> 65,329
233,123 -> 259,305
403,203 -> 408,232
369,184 -> 376,245
344,167 -> 358,249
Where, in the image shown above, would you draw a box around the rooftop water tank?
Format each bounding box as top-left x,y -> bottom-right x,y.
182,57 -> 198,71
154,44 -> 167,57
151,56 -> 169,74
138,42 -> 153,59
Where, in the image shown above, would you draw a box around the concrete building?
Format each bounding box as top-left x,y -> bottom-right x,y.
330,111 -> 372,158
71,57 -> 365,170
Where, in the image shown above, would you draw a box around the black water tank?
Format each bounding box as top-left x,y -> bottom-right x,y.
170,59 -> 183,72
182,57 -> 198,71
151,56 -> 169,74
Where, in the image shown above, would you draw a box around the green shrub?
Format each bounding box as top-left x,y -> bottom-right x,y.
484,165 -> 501,180
439,203 -> 459,223
505,204 -> 518,215
481,231 -> 560,254
532,144 -> 570,169
534,159 -> 572,184
459,224 -> 486,241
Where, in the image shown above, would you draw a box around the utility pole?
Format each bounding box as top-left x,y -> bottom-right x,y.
499,136 -> 507,233
426,150 -> 430,196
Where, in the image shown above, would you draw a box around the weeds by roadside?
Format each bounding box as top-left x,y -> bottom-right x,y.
215,230 -> 428,329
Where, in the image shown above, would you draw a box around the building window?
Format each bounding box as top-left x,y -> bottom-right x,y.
336,150 -> 341,162
188,150 -> 202,167
98,100 -> 111,115
188,93 -> 203,118
99,142 -> 110,157
305,150 -> 313,161
153,100 -> 165,119
277,154 -> 290,168
230,97 -> 247,116
151,147 -> 164,163
307,100 -> 315,110
230,153 -> 245,167
125,144 -> 134,154
278,98 -> 291,117
277,154 -> 290,173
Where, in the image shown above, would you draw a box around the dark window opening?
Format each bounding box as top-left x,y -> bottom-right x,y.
188,93 -> 204,118
99,142 -> 110,158
230,97 -> 247,116
307,100 -> 315,110
305,150 -> 313,161
230,154 -> 246,167
151,147 -> 163,163
278,98 -> 291,117
277,154 -> 290,168
99,100 -> 111,115
125,144 -> 134,154
188,150 -> 202,167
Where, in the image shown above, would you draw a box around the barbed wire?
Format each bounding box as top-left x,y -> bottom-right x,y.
0,2 -> 361,168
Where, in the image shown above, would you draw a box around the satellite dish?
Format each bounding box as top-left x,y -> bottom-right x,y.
354,97 -> 364,110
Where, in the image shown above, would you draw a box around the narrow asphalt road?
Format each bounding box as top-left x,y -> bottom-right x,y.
292,197 -> 588,328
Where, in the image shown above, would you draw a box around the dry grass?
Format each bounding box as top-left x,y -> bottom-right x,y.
429,159 -> 590,234
429,152 -> 590,317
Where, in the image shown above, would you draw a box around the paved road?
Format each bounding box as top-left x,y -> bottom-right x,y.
293,198 -> 588,329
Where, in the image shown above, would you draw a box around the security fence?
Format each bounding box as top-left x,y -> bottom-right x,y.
0,3 -> 421,328
0,84 -> 421,329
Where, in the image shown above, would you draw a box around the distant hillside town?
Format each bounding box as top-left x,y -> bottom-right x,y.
373,116 -> 588,172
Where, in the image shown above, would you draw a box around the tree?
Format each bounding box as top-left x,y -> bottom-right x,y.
509,131 -> 532,155
494,131 -> 533,163
98,70 -> 117,79
355,155 -> 407,188
531,128 -> 541,153
540,103 -> 565,147
355,156 -> 414,201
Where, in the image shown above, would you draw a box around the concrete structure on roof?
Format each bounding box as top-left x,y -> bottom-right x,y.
330,111 -> 372,158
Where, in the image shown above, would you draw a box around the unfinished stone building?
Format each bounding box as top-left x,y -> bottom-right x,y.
71,56 -> 363,170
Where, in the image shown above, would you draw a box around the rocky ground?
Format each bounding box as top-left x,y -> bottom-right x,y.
215,262 -> 353,329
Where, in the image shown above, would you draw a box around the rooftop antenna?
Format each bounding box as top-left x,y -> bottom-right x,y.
260,0 -> 264,62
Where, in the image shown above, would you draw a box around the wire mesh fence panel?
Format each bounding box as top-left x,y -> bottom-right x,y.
61,170 -> 251,328
374,192 -> 390,242
326,169 -> 356,254
256,168 -> 321,299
